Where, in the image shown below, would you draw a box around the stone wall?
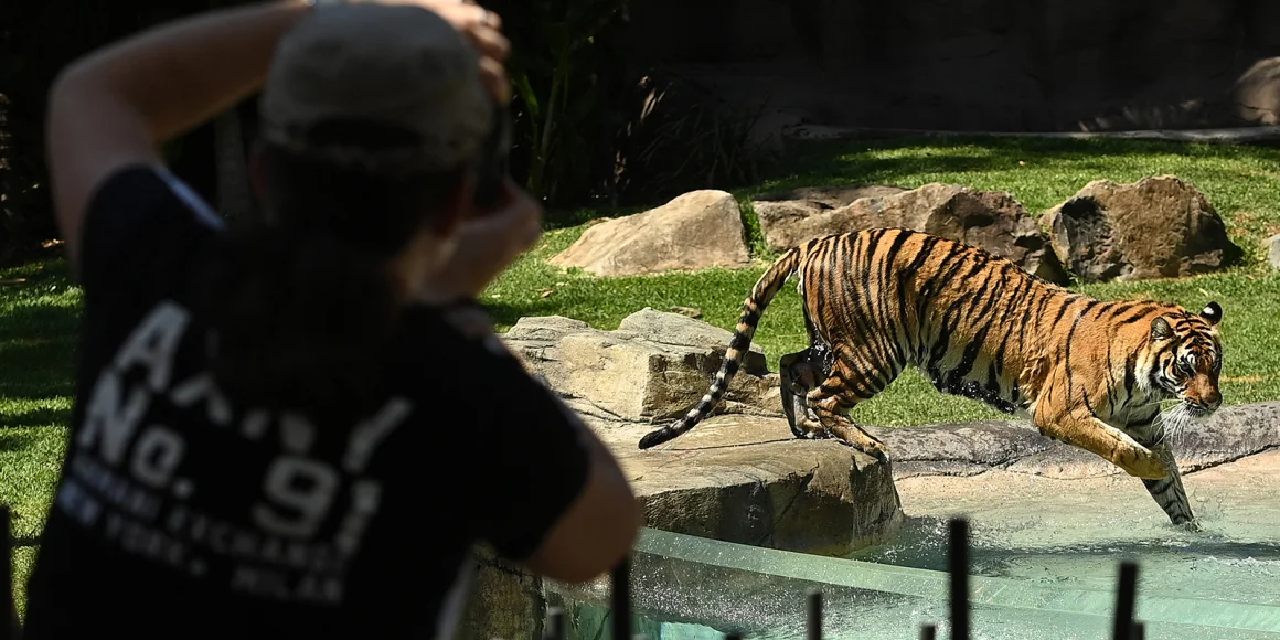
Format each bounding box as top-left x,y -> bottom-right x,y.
621,0 -> 1280,133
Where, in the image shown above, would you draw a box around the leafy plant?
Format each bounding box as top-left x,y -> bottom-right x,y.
492,0 -> 779,217
493,0 -> 630,213
618,79 -> 778,203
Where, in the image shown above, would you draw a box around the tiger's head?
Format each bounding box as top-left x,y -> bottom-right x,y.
1147,301 -> 1225,420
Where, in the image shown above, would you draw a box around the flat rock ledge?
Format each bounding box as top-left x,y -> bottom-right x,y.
579,411 -> 903,557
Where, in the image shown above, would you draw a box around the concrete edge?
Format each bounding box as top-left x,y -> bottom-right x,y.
863,401 -> 1280,479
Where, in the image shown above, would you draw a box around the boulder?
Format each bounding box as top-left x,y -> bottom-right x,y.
753,182 -> 1070,284
499,310 -> 777,423
548,190 -> 751,277
590,416 -> 903,557
752,183 -> 909,209
1266,233 -> 1280,271
1042,175 -> 1240,282
495,308 -> 904,556
1230,57 -> 1280,126
457,549 -> 545,640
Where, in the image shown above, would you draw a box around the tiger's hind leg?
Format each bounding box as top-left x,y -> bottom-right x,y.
803,357 -> 895,461
779,346 -> 829,439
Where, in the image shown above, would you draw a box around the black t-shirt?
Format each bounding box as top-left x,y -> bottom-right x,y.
21,165 -> 591,639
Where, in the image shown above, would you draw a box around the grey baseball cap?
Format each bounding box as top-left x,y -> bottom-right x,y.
258,2 -> 494,174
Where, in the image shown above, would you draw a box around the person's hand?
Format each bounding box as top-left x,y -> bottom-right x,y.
360,0 -> 511,102
420,178 -> 543,301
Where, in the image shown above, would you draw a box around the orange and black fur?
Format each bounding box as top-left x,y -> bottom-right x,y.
638,228 -> 1225,530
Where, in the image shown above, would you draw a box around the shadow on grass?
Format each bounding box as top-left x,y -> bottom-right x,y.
483,299 -> 561,330
0,261 -> 81,407
12,534 -> 39,548
0,430 -> 38,453
0,310 -> 79,401
0,404 -> 72,430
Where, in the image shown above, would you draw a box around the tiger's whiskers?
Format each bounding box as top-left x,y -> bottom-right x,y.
1156,402 -> 1194,448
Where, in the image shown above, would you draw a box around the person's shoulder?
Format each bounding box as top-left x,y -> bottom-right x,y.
81,163 -> 225,268
88,163 -> 224,230
400,303 -> 507,355
78,163 -> 226,302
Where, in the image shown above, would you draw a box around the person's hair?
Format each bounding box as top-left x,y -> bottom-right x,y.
194,119 -> 469,421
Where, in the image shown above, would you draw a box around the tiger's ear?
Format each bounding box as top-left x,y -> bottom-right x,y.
1200,301 -> 1223,326
1150,317 -> 1174,342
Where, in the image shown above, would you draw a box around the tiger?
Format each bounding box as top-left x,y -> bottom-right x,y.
638,227 -> 1225,531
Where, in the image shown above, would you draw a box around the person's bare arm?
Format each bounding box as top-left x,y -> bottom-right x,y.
45,0 -> 509,275
45,0 -> 313,273
520,419 -> 642,584
471,345 -> 642,584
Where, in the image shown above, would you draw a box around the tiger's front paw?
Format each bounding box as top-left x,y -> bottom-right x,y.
863,440 -> 891,463
829,425 -> 890,462
1116,446 -> 1168,479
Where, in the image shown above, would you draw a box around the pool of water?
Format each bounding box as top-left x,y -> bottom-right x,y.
550,452 -> 1280,640
849,515 -> 1280,610
864,452 -> 1280,613
549,527 -> 1280,640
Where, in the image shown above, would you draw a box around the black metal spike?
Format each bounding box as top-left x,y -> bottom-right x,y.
611,558 -> 632,640
1,504 -> 11,640
725,631 -> 745,640
545,606 -> 565,640
1131,620 -> 1145,640
807,589 -> 822,640
948,518 -> 970,640
1112,561 -> 1139,640
920,622 -> 938,640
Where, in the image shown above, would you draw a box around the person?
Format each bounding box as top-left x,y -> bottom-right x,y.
22,1 -> 641,638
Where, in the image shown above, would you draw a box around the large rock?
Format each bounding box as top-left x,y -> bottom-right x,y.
457,549 -> 546,640
1230,57 -> 1280,126
500,310 -> 778,422
496,308 -> 904,555
590,416 -> 903,556
1042,175 -> 1241,282
752,183 -> 909,209
753,182 -> 1069,284
750,183 -> 909,257
549,190 -> 751,277
1266,233 -> 1280,271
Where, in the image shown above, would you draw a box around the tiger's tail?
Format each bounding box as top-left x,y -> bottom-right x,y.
638,246 -> 804,450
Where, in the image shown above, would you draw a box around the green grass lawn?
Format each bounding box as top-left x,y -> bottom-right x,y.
3,136 -> 1280,611
0,260 -> 81,613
